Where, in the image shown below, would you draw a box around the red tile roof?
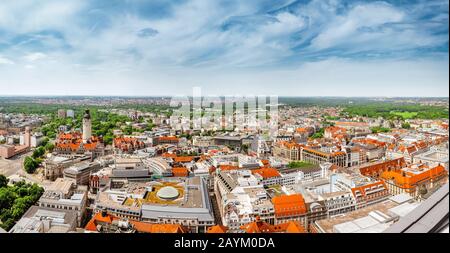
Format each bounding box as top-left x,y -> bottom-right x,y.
172,167 -> 189,177
85,212 -> 186,233
240,219 -> 306,233
207,225 -> 228,233
252,167 -> 281,179
272,194 -> 307,218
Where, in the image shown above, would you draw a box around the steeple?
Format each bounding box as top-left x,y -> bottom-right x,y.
82,109 -> 92,143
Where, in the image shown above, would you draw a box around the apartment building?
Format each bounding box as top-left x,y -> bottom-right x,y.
301,147 -> 347,168
38,178 -> 88,226
380,163 -> 448,198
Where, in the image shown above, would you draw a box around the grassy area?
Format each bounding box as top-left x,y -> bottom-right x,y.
342,103 -> 448,120
287,161 -> 316,169
390,111 -> 418,119
370,126 -> 391,133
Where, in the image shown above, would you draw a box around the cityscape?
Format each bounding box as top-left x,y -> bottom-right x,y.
0,0 -> 449,242
0,96 -> 448,234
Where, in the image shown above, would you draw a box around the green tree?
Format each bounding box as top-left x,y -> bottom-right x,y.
370,126 -> 391,134
0,181 -> 44,231
39,137 -> 49,147
103,134 -> 114,145
311,128 -> 325,139
32,146 -> 45,159
0,188 -> 15,210
44,142 -> 55,152
401,122 -> 411,129
24,156 -> 39,174
0,175 -> 8,188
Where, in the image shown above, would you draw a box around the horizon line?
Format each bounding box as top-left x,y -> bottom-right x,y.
0,95 -> 449,99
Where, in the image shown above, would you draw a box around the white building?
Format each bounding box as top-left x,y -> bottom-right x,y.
66,110 -> 75,118
31,132 -> 45,147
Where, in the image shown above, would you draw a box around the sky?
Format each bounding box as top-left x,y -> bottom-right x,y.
0,0 -> 448,97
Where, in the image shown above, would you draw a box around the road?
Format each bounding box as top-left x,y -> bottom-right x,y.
0,151 -> 30,177
0,151 -> 52,189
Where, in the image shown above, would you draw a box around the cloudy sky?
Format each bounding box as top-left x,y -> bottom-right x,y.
0,0 -> 448,96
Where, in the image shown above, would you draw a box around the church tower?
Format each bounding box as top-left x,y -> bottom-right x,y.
82,109 -> 92,143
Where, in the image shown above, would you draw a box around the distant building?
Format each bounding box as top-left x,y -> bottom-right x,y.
380,163 -> 448,198
38,178 -> 88,226
192,136 -> 214,147
272,141 -> 302,161
321,191 -> 356,218
272,194 -> 308,226
213,135 -> 246,149
146,157 -> 172,176
239,218 -> 306,233
110,157 -> 150,180
0,144 -> 15,158
30,132 -> 45,147
57,109 -> 67,119
66,110 -> 75,118
324,126 -> 347,140
43,155 -> 91,181
214,169 -> 286,230
113,137 -> 145,154
0,144 -> 29,159
313,193 -> 419,233
413,149 -> 449,171
55,131 -> 104,159
84,211 -> 187,233
9,206 -> 78,233
251,167 -> 298,186
63,161 -> 102,185
94,177 -> 215,233
250,135 -> 270,157
331,173 -> 390,209
386,141 -> 429,163
301,147 -> 347,168
58,125 -> 70,133
334,121 -> 371,138
358,157 -> 407,178
153,136 -> 179,146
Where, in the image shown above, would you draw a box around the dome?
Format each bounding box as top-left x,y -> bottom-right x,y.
156,186 -> 180,200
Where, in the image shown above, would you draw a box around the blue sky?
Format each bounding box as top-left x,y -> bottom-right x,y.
0,0 -> 448,96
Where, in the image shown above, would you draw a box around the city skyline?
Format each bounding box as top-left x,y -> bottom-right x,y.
0,0 -> 449,96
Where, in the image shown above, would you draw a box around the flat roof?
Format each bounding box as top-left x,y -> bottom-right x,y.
389,193 -> 413,204
316,200 -> 398,233
47,178 -> 73,195
384,183 -> 449,233
388,202 -> 420,218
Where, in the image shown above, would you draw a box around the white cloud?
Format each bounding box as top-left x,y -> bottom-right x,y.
0,56 -> 14,65
0,56 -> 447,97
0,0 -> 447,96
0,0 -> 87,33
311,2 -> 405,50
23,52 -> 48,62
